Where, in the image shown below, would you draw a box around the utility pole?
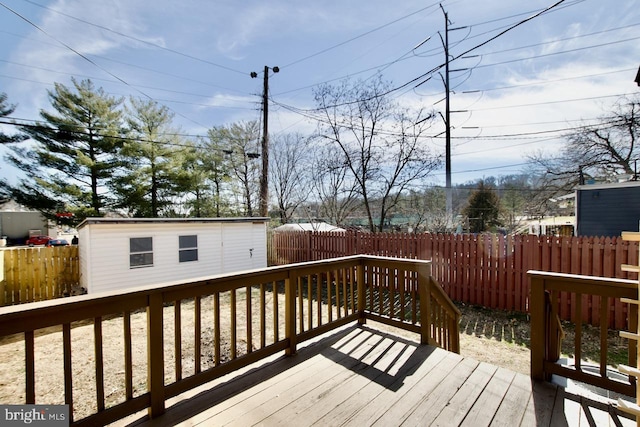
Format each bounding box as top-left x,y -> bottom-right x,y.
251,65 -> 279,217
439,4 -> 453,228
443,6 -> 452,227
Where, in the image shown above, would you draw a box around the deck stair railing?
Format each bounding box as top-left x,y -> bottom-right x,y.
529,270 -> 638,397
0,255 -> 459,426
616,232 -> 640,423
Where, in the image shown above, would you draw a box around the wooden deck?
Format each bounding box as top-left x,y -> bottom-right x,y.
116,324 -> 635,427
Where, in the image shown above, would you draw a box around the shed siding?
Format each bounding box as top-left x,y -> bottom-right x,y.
79,220 -> 266,294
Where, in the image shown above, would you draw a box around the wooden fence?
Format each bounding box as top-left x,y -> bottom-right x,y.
269,231 -> 640,328
1,246 -> 80,305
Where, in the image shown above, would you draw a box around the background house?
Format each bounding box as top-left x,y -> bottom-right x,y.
526,216 -> 576,237
0,200 -> 52,245
78,217 -> 269,294
576,180 -> 640,236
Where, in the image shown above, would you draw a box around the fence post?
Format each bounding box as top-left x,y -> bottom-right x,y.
285,274 -> 297,355
529,273 -> 546,381
147,292 -> 165,418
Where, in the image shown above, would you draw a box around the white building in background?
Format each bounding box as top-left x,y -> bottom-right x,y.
527,216 -> 576,237
273,222 -> 346,232
78,217 -> 269,294
0,200 -> 53,244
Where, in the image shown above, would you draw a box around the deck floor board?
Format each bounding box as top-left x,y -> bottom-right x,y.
117,324 -> 636,427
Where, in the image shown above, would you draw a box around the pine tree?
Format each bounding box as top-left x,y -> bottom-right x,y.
0,93 -> 27,144
111,98 -> 186,217
3,79 -> 123,219
462,180 -> 503,233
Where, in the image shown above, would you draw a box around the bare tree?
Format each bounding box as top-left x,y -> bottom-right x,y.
529,94 -> 640,189
313,77 -> 441,232
310,142 -> 360,227
270,133 -> 310,224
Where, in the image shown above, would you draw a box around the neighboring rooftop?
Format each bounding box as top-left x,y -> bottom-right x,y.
273,222 -> 346,232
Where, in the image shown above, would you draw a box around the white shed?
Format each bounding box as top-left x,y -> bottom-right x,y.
77,217 -> 269,294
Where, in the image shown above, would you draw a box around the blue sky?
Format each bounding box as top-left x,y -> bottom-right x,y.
1,0 -> 639,186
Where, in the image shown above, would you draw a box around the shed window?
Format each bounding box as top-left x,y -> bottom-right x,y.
130,237 -> 153,268
179,235 -> 198,263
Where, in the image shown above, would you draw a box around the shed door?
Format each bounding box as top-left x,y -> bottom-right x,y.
221,223 -> 255,273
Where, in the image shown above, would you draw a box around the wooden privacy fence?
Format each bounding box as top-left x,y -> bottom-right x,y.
1,246 -> 80,305
270,231 -> 640,328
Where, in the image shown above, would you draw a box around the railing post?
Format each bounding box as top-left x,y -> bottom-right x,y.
285,275 -> 297,355
419,275 -> 431,345
147,293 -> 165,418
357,262 -> 366,324
530,275 -> 546,381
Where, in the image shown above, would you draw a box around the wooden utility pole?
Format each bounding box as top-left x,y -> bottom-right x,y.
252,66 -> 279,217
443,6 -> 452,225
260,65 -> 270,218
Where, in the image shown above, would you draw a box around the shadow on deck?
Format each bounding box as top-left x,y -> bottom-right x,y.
117,324 -> 634,427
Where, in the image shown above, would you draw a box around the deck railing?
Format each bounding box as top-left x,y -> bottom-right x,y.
529,270 -> 638,397
0,255 -> 459,426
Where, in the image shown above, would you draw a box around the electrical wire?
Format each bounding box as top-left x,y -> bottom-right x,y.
469,22 -> 640,58
473,36 -> 640,70
272,0 -> 571,113
0,1 -> 210,129
19,0 -> 247,75
461,68 -> 637,94
280,1 -> 443,69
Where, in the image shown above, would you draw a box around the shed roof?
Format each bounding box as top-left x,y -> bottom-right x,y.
78,217 -> 270,229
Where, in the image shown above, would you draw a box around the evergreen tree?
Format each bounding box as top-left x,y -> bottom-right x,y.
112,98 -> 185,217
3,79 -> 123,219
189,131 -> 235,217
462,180 -> 503,233
0,93 -> 27,144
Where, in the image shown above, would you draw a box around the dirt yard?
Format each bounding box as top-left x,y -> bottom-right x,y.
455,302 -> 630,375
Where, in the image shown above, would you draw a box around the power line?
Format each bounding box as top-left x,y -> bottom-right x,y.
275,0 -> 578,99
472,36 -> 640,70
0,59 -> 256,104
0,72 -> 257,111
469,92 -> 637,111
0,1 -> 210,129
1,29 -> 252,96
469,22 -> 640,58
460,0 -> 585,42
280,1 -> 442,69
461,68 -> 636,94
19,0 -> 247,75
272,0 -> 571,114
0,118 -> 255,155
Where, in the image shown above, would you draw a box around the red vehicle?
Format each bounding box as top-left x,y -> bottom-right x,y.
26,235 -> 52,246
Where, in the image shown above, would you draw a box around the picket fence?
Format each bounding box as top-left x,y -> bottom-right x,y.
269,231 -> 640,328
1,246 -> 80,305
